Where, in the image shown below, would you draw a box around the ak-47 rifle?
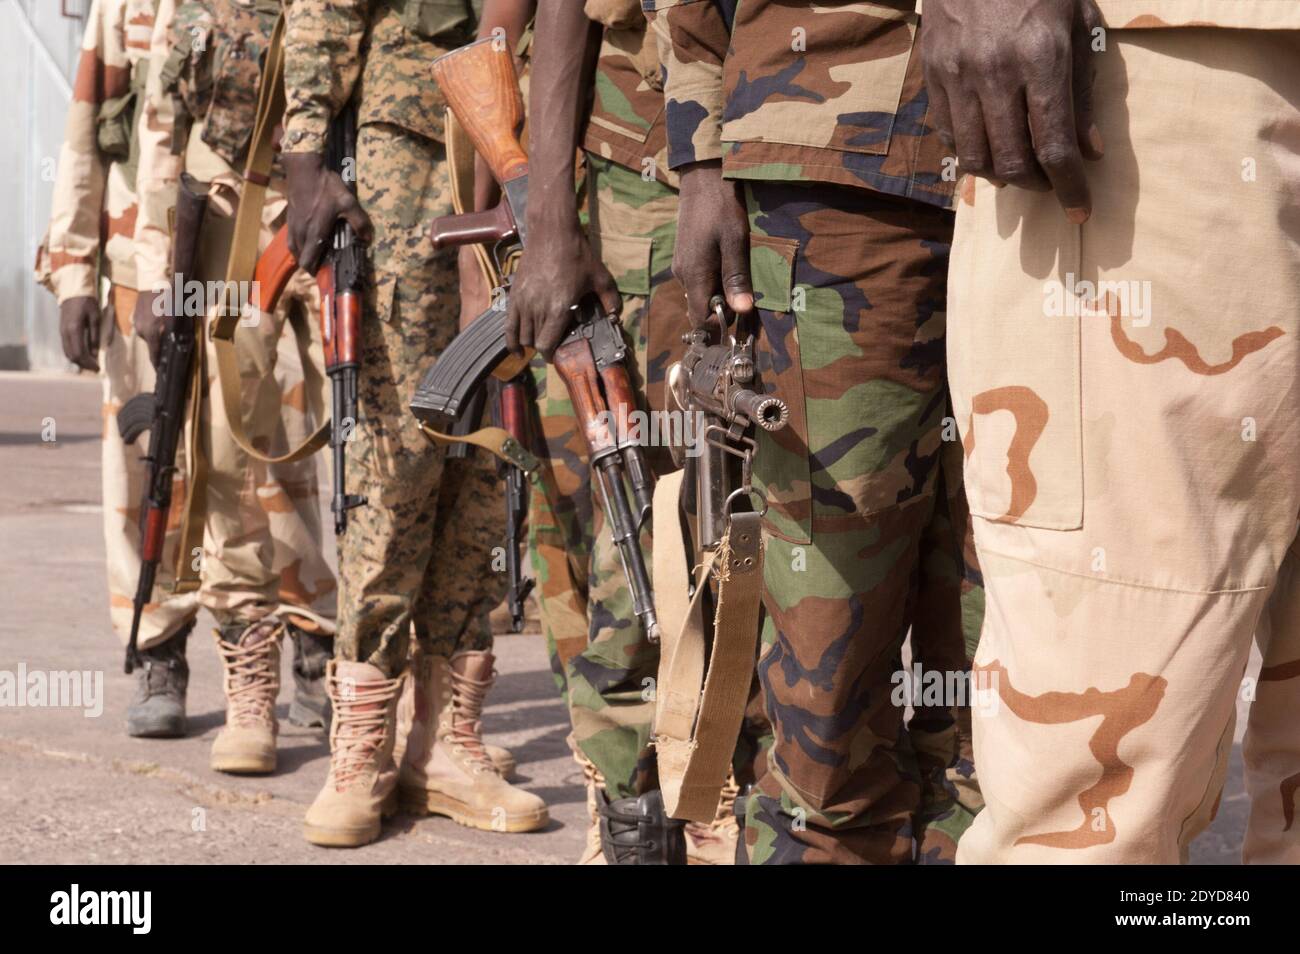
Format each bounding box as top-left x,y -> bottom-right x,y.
117,173 -> 210,674
668,296 -> 789,553
496,377 -> 534,632
253,106 -> 367,534
408,37 -> 661,642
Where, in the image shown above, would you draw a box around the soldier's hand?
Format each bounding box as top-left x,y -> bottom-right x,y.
282,151 -> 373,275
507,222 -> 621,361
59,297 -> 101,372
132,288 -> 166,369
674,160 -> 752,323
921,0 -> 1105,223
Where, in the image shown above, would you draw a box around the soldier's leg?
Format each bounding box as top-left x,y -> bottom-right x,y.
198,215 -> 336,774
307,123 -> 455,846
739,180 -> 955,864
528,356 -> 596,701
907,437 -> 983,863
564,157 -> 681,801
102,283 -> 200,737
950,29 -> 1300,863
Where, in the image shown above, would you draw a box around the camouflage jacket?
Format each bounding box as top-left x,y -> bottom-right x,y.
582,6 -> 677,189
39,0 -> 156,301
282,0 -> 480,155
134,0 -> 290,294
1091,0 -> 1300,28
644,0 -> 954,208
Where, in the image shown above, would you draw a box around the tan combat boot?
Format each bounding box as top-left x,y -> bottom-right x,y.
303,660 -> 404,848
210,619 -> 284,775
394,650 -> 517,780
684,773 -> 741,865
397,650 -> 548,832
568,735 -> 607,865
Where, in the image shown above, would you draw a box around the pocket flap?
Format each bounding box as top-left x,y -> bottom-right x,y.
594,232 -> 653,298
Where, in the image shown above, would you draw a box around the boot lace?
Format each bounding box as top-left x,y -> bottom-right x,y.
214,622 -> 283,728
445,666 -> 496,776
330,672 -> 402,790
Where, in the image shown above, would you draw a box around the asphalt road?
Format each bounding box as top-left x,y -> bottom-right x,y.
0,372 -> 1252,864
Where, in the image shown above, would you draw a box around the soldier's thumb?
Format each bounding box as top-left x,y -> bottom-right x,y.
721,236 -> 754,314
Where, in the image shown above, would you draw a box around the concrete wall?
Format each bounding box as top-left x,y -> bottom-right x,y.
0,0 -> 86,371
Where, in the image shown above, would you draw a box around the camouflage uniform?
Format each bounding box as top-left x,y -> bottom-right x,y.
527,14 -> 690,799
947,3 -> 1300,863
648,0 -> 982,863
282,0 -> 504,677
134,0 -> 336,634
35,0 -> 201,653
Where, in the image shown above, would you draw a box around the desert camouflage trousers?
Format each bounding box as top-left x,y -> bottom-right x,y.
101,282 -> 200,651
335,123 -> 503,679
192,202 -> 336,633
739,181 -> 983,864
950,28 -> 1300,864
529,156 -> 704,798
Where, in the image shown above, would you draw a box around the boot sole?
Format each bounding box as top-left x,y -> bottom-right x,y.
211,754 -> 276,775
400,789 -> 548,833
302,794 -> 396,848
127,715 -> 186,739
302,821 -> 381,848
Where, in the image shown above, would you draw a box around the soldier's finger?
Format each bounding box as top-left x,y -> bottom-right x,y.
925,72 -> 957,151
505,298 -> 522,355
517,305 -> 536,355
343,200 -> 374,244
87,309 -> 102,358
982,87 -> 1050,191
952,94 -> 994,182
1026,74 -> 1093,223
298,224 -> 327,274
535,310 -> 569,362
1073,8 -> 1105,161
720,230 -> 753,314
593,268 -> 622,319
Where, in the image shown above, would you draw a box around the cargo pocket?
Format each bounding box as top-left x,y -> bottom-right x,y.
749,233 -> 812,545
723,4 -> 916,158
947,177 -> 1084,530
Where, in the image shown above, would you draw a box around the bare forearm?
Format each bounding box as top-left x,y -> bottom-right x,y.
526,0 -> 601,235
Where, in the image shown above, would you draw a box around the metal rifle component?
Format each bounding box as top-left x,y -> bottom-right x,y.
117,173 -> 209,673
317,106 -> 368,533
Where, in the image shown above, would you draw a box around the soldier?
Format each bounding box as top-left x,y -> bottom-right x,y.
131,0 -> 338,771
922,0 -> 1300,864
36,0 -> 201,739
280,0 -> 548,848
505,0 -> 754,864
646,0 -> 984,863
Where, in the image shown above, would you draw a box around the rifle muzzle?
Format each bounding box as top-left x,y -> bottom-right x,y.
732,390 -> 789,432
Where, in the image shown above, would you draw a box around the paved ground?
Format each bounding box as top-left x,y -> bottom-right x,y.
0,371 -> 1253,864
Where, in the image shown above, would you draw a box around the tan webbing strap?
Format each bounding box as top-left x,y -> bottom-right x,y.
446,107 -> 500,290
652,470 -> 766,822
172,330 -> 207,593
417,421 -> 539,474
210,12 -> 329,465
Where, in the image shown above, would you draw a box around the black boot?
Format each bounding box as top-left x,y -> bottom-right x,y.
126,622 -> 191,738
286,621 -> 332,730
598,789 -> 687,865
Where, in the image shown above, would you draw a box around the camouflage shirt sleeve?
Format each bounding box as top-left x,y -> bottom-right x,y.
133,0 -> 181,297
282,0 -> 377,155
43,0 -> 125,302
642,0 -> 732,169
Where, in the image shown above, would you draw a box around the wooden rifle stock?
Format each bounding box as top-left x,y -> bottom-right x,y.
430,38 -> 528,186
